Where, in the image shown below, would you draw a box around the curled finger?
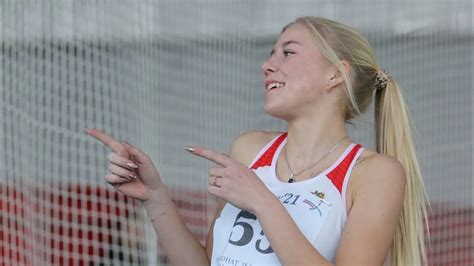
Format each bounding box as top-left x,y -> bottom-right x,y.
107,152 -> 138,170
208,166 -> 225,178
208,176 -> 222,188
105,173 -> 129,185
207,184 -> 222,198
108,164 -> 138,181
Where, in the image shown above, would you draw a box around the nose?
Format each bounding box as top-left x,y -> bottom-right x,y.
262,57 -> 278,76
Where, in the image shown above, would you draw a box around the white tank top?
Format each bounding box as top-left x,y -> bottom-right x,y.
211,133 -> 365,265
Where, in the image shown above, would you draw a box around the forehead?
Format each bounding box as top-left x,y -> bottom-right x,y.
275,23 -> 317,48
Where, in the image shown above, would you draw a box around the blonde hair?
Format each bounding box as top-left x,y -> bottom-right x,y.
282,17 -> 430,265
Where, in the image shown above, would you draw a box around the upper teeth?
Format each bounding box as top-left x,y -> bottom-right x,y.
267,82 -> 285,90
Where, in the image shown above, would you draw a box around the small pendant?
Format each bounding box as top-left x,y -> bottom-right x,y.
288,173 -> 294,183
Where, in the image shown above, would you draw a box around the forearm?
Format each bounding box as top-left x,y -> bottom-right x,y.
256,195 -> 333,266
143,187 -> 209,265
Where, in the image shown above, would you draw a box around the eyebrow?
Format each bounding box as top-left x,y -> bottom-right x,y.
270,40 -> 302,55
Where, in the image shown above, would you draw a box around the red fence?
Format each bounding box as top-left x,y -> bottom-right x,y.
1,184 -> 472,265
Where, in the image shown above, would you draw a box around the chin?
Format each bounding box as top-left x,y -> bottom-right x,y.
264,103 -> 292,120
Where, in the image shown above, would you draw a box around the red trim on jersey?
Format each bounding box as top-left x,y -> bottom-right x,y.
326,144 -> 362,194
250,133 -> 288,170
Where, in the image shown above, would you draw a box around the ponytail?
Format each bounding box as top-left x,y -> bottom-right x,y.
374,78 -> 430,266
285,16 -> 430,265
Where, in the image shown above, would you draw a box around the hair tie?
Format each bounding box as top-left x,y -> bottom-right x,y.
374,69 -> 391,91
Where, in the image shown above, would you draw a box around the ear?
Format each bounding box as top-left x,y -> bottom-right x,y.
326,60 -> 351,91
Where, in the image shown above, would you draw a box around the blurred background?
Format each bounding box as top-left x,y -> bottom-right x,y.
1,0 -> 472,265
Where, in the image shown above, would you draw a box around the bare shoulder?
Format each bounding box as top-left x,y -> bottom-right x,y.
336,150 -> 408,264
349,149 -> 407,203
229,130 -> 283,166
354,149 -> 406,183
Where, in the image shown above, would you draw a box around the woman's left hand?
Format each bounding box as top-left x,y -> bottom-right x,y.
186,145 -> 272,215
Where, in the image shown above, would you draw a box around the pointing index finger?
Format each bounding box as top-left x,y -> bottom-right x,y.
186,146 -> 233,167
85,128 -> 128,157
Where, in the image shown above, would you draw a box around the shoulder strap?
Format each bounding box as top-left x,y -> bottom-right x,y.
250,133 -> 287,170
326,144 -> 363,193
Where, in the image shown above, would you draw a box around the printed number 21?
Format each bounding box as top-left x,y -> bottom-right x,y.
228,211 -> 273,254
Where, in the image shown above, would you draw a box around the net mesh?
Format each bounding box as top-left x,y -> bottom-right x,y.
1,0 -> 472,265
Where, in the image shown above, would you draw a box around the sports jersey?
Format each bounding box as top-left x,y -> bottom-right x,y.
211,132 -> 365,265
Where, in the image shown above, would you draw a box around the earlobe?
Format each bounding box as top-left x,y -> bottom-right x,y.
326,76 -> 344,91
327,60 -> 351,90
326,79 -> 335,90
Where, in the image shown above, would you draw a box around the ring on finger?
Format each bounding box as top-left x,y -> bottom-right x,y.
212,176 -> 222,187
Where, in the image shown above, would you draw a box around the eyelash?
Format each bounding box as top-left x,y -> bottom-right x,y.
268,49 -> 295,59
283,50 -> 294,57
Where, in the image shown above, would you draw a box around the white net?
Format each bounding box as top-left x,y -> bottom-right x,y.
1,0 -> 472,265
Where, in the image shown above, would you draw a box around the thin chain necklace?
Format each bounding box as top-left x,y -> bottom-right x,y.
284,136 -> 349,183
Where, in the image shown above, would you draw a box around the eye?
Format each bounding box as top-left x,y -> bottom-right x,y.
283,50 -> 295,57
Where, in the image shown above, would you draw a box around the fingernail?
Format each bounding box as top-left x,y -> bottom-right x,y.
123,141 -> 132,147
129,174 -> 138,179
184,147 -> 195,152
126,162 -> 138,169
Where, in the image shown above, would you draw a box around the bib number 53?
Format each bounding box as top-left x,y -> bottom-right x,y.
228,210 -> 273,254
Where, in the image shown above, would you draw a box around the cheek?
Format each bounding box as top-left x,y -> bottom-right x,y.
282,56 -> 330,92
293,67 -> 325,92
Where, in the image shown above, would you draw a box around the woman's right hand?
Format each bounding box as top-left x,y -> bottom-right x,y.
85,128 -> 164,202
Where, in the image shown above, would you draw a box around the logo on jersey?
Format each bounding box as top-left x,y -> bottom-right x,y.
311,190 -> 325,199
302,199 -> 322,216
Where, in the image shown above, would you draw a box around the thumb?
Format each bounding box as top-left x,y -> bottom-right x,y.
122,141 -> 149,164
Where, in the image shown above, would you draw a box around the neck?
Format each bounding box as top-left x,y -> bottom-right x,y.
284,113 -> 351,171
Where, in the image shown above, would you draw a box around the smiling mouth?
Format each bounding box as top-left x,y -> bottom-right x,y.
266,82 -> 285,91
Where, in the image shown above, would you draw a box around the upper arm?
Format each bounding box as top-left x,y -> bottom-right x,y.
335,155 -> 406,266
205,130 -> 277,259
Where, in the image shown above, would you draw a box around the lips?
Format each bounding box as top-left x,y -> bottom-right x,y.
264,80 -> 286,91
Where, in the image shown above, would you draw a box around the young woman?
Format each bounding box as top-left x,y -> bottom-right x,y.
85,16 -> 428,265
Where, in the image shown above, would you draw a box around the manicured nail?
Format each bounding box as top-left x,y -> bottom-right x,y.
126,162 -> 138,169
129,174 -> 138,179
123,141 -> 132,147
184,147 -> 195,152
